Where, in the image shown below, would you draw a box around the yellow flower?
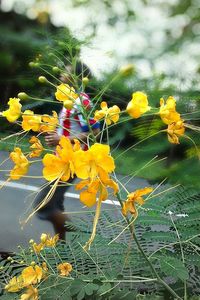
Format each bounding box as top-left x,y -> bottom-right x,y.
21,286 -> 38,300
126,91 -> 150,119
29,136 -> 43,158
74,143 -> 115,180
21,265 -> 43,286
44,234 -> 59,247
40,111 -> 58,132
57,262 -> 72,276
76,175 -> 119,207
22,110 -> 41,132
122,187 -> 153,216
2,97 -> 22,122
32,242 -> 44,253
32,234 -> 59,253
42,136 -> 75,181
167,120 -> 185,144
5,275 -> 24,292
159,96 -> 181,125
94,101 -> 120,125
55,83 -> 78,102
10,148 -> 29,180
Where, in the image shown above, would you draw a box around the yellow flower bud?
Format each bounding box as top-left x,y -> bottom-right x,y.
29,61 -> 35,68
18,92 -> 29,101
119,64 -> 135,76
38,76 -> 48,84
29,62 -> 39,68
82,77 -> 89,86
40,233 -> 48,243
29,239 -> 34,244
31,261 -> 36,266
7,256 -> 12,261
52,66 -> 60,73
63,100 -> 74,109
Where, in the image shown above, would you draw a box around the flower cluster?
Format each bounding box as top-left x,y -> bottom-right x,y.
43,136 -> 118,207
30,233 -> 59,253
29,136 -> 44,158
94,101 -> 121,125
159,96 -> 185,144
5,233 -> 72,299
9,148 -> 29,180
0,73 -> 188,250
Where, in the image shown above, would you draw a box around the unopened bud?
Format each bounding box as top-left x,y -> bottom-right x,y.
38,76 -> 48,84
18,92 -> 29,101
119,64 -> 135,76
40,233 -> 48,243
31,261 -> 36,266
29,61 -> 35,68
29,62 -> 39,68
7,256 -> 12,261
52,66 -> 60,73
29,239 -> 34,244
82,77 -> 89,86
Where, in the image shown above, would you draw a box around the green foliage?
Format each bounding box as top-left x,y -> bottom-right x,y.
159,256 -> 189,281
1,186 -> 200,299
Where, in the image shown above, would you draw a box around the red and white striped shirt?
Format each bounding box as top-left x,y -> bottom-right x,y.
57,93 -> 100,149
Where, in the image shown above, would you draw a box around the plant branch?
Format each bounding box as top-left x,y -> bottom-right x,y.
116,192 -> 182,300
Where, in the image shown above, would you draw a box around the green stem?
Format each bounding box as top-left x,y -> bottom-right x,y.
79,95 -> 97,144
116,193 -> 182,300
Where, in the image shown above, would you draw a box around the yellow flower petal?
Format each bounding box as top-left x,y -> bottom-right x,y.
159,96 -> 181,125
21,265 -> 43,286
40,111 -> 58,132
126,91 -> 150,119
22,110 -> 41,132
5,276 -> 24,292
55,83 -> 78,102
10,148 -> 29,180
167,120 -> 185,144
29,136 -> 43,158
2,98 -> 22,123
94,102 -> 120,125
42,154 -> 70,182
57,262 -> 72,276
20,286 -> 38,300
122,187 -> 153,216
80,190 -> 97,207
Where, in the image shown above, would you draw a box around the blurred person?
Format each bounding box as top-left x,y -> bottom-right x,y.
34,62 -> 100,240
